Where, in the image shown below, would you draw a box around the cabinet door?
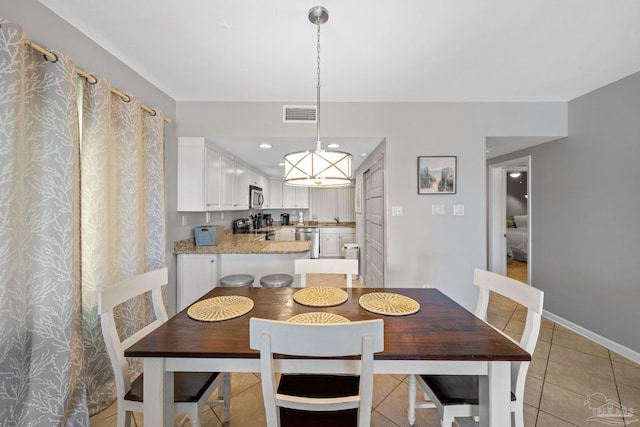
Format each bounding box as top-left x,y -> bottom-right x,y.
321,233 -> 340,257
295,187 -> 309,208
205,149 -> 222,210
279,227 -> 295,241
233,162 -> 248,208
176,254 -> 219,312
177,138 -> 206,211
221,156 -> 235,209
283,183 -> 296,207
269,179 -> 283,208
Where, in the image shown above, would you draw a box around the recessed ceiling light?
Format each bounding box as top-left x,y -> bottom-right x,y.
510,172 -> 521,178
278,162 -> 285,166
360,152 -> 368,157
327,143 -> 340,148
259,143 -> 272,149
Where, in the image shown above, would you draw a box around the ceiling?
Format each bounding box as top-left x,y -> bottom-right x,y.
39,0 -> 640,174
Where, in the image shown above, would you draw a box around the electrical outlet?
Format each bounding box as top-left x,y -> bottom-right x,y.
432,204 -> 446,215
181,215 -> 187,226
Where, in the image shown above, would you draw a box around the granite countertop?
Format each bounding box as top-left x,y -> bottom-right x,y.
174,230 -> 311,255
281,222 -> 356,228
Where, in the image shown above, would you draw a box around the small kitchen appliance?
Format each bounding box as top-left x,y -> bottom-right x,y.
280,213 -> 290,225
263,214 -> 273,226
232,218 -> 251,234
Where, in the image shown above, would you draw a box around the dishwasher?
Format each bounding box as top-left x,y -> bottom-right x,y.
295,227 -> 320,259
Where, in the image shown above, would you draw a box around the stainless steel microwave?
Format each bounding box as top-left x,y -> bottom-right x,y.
249,185 -> 264,209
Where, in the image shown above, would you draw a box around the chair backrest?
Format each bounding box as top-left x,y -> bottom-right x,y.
472,268 -> 544,404
249,318 -> 384,426
98,267 -> 169,400
294,258 -> 358,287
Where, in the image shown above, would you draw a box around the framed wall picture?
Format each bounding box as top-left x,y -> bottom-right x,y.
417,156 -> 457,194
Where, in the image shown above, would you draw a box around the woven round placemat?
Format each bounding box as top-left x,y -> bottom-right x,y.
287,312 -> 350,324
358,292 -> 420,316
293,286 -> 348,307
187,295 -> 254,322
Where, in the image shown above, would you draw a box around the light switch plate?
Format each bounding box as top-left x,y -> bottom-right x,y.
392,206 -> 403,216
453,204 -> 465,216
432,204 -> 446,215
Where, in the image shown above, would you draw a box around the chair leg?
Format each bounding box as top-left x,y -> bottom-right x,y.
222,372 -> 231,422
117,409 -> 131,427
408,374 -> 417,425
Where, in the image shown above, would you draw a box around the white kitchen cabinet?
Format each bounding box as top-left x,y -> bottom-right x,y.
177,137 -> 223,211
221,155 -> 235,209
320,227 -> 356,258
205,149 -> 222,210
178,137 -> 270,212
278,227 -> 296,241
233,161 -> 249,208
176,254 -> 220,311
267,179 -> 283,208
282,183 -> 309,208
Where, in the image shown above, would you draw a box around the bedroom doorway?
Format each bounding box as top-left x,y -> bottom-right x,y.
488,156 -> 531,284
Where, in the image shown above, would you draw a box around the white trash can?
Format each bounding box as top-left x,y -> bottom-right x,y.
343,243 -> 359,260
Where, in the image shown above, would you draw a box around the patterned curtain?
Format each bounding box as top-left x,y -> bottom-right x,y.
0,21 -> 88,426
0,18 -> 167,422
80,77 -> 166,414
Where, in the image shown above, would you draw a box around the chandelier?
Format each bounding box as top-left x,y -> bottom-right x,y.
283,6 -> 353,187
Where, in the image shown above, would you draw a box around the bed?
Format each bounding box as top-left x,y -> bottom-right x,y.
506,215 -> 528,262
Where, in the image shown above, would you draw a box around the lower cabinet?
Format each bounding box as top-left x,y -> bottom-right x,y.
176,254 -> 220,311
276,227 -> 296,241
320,228 -> 355,258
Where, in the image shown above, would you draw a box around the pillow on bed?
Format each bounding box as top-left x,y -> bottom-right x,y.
506,216 -> 516,228
513,215 -> 528,229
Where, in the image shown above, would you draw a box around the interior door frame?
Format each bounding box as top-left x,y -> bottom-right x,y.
488,155 -> 531,284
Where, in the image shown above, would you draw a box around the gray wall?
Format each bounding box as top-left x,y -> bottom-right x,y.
176,102 -> 566,311
491,72 -> 640,353
3,1 -> 180,309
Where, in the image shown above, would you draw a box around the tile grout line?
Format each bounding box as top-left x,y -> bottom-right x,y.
534,321 -> 555,427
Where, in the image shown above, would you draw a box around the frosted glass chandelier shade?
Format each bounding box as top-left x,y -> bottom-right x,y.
284,148 -> 353,187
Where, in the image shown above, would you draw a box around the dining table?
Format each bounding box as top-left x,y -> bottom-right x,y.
125,286 -> 530,427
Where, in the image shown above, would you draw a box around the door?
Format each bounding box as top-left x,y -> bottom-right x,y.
364,155 -> 384,287
488,156 -> 531,284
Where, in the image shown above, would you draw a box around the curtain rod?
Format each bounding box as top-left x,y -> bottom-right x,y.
25,39 -> 171,124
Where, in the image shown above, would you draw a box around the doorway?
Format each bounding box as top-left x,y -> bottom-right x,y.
488,156 -> 531,284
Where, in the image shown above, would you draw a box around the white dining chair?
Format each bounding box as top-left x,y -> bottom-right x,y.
408,268 -> 544,427
294,258 -> 359,287
249,317 -> 384,427
98,267 -> 231,427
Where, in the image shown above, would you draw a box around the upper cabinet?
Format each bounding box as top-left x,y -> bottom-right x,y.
177,137 -> 267,212
265,179 -> 309,209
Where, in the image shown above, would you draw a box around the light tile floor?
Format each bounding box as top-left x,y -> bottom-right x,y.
91,268 -> 640,426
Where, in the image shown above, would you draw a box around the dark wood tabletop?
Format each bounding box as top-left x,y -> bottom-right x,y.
125,287 -> 530,362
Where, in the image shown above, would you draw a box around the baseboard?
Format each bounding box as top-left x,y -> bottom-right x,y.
544,310 -> 640,365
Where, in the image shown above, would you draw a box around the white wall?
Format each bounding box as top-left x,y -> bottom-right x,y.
176,101 -> 567,310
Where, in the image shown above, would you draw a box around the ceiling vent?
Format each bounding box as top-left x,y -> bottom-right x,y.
283,105 -> 317,123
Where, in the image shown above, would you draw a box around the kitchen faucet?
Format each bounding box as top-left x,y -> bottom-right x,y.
334,217 -> 340,224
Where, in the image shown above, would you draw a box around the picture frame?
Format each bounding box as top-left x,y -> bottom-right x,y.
355,183 -> 362,213
417,156 -> 457,194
